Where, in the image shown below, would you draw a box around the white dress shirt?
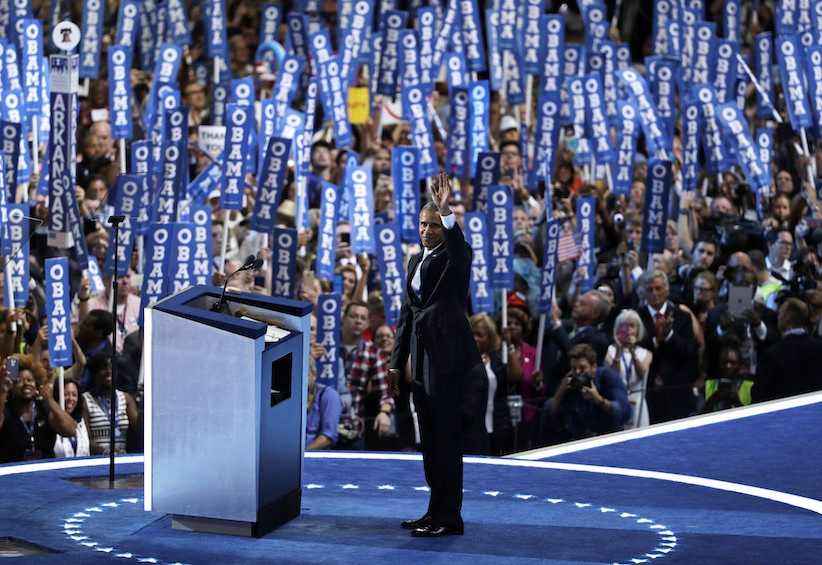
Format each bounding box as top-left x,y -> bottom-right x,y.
411,213 -> 456,298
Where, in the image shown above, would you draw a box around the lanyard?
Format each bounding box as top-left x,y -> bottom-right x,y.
19,402 -> 37,446
620,350 -> 635,380
97,394 -> 121,438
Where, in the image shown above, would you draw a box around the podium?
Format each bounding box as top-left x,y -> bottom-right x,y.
143,285 -> 312,537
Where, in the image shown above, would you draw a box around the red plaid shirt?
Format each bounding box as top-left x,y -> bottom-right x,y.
341,338 -> 392,419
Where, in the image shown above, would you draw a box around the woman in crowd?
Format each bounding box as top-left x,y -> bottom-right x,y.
469,313 -> 511,455
0,355 -> 77,462
501,305 -> 542,449
53,377 -> 91,458
604,310 -> 652,429
84,354 -> 139,455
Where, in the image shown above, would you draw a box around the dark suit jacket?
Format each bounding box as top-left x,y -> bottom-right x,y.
638,301 -> 698,422
753,332 -> 822,402
391,220 -> 482,379
638,302 -> 697,388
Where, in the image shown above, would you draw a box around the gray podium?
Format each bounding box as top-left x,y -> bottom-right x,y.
143,285 -> 312,537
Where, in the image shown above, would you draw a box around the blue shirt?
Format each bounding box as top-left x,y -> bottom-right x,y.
305,383 -> 342,447
544,367 -> 631,440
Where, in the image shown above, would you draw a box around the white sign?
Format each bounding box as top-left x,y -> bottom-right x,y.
52,21 -> 81,52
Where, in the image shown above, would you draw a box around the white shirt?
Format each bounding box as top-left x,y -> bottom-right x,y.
410,213 -> 456,298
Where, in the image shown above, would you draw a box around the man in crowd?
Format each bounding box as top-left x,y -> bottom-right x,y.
339,300 -> 393,450
543,344 -> 631,441
753,298 -> 822,402
637,270 -> 698,423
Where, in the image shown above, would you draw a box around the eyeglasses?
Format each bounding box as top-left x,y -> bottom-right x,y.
694,286 -> 713,293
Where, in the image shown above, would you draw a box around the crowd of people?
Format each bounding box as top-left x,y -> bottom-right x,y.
3,1 -> 822,463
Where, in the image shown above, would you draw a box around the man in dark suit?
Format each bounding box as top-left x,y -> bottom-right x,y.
388,173 -> 481,538
637,270 -> 698,423
539,290 -> 611,396
753,298 -> 822,402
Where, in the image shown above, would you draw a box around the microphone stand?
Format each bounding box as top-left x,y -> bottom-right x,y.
212,256 -> 260,313
107,215 -> 126,489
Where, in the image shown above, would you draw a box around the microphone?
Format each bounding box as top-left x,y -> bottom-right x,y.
211,254 -> 261,312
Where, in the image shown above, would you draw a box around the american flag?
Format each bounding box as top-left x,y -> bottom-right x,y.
557,221 -> 580,262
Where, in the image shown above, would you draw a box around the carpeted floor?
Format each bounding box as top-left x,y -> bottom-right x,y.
2,395 -> 822,564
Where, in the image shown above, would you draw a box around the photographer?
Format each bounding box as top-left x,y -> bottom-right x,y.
542,344 -> 630,443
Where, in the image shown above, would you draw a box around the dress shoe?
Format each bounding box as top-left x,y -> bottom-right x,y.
411,523 -> 464,537
401,515 -> 432,529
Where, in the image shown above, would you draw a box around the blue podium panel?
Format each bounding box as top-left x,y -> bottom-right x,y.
144,285 -> 312,536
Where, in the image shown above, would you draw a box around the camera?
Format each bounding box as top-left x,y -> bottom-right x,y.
776,274 -> 817,303
568,373 -> 593,391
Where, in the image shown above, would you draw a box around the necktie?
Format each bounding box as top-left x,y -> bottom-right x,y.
655,312 -> 664,335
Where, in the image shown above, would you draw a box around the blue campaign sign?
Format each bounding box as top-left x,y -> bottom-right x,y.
187,205 -> 213,286
538,218 -> 561,315
468,81 -> 490,177
167,223 -> 198,293
714,40 -> 738,104
166,0 -> 192,46
583,72 -> 614,165
399,30 -> 420,89
271,227 -> 298,298
431,0 -> 458,79
402,83 -> 438,177
251,136 -> 291,233
754,33 -> 774,119
575,197 -> 596,293
116,0 -> 140,51
464,212 -> 493,313
103,176 -> 139,277
260,3 -> 283,45
487,185 -> 514,289
316,182 -> 340,281
528,91 -> 561,191
316,293 -> 342,389
220,103 -> 251,210
4,204 -> 29,308
392,146 -> 420,243
417,5 -> 436,89
272,55 -> 304,132
154,107 -> 188,224
640,161 -> 672,255
460,0 -> 486,72
756,129 -> 773,203
139,223 -> 173,324
79,0 -> 105,79
210,82 -> 230,126
646,56 -> 678,144
45,257 -> 73,368
681,97 -> 702,192
539,15 -> 565,95
473,151 -> 501,214
378,10 -> 408,96
21,19 -> 41,119
692,83 -> 731,175
614,100 -> 639,196
374,223 -> 405,326
108,46 -> 134,140
617,67 -> 671,158
348,166 -> 375,255
716,103 -> 770,193
446,87 -> 469,179
523,0 -> 545,75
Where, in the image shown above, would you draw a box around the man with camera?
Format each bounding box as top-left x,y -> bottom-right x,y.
542,344 -> 631,442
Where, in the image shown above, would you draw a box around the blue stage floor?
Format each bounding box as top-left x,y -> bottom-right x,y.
2,393 -> 822,564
